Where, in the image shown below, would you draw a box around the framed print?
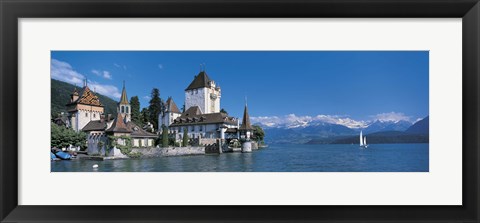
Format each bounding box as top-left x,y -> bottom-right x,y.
1,0 -> 479,222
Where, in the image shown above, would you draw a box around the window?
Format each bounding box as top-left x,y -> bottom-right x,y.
121,106 -> 124,113
126,106 -> 129,114
85,113 -> 88,117
199,125 -> 203,131
93,113 -> 96,118
191,126 -> 195,131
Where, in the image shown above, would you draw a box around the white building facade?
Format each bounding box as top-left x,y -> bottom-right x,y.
66,84 -> 104,132
184,71 -> 221,114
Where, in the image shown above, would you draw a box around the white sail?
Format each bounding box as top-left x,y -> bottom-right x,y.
359,131 -> 363,146
364,136 -> 367,145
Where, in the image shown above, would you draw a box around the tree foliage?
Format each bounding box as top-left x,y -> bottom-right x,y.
220,108 -> 228,115
182,127 -> 189,147
51,79 -> 117,118
130,96 -> 142,125
161,125 -> 169,147
108,135 -> 132,155
148,88 -> 164,131
252,125 -> 265,143
140,107 -> 150,124
51,123 -> 87,149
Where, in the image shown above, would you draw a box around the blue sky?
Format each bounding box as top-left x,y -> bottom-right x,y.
51,51 -> 428,127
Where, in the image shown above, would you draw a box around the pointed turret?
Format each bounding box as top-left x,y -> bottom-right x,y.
239,104 -> 253,131
70,87 -> 79,103
117,81 -> 131,122
119,80 -> 129,105
165,97 -> 181,113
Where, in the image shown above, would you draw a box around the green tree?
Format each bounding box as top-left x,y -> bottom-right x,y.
148,88 -> 164,130
252,125 -> 265,144
161,125 -> 169,147
140,107 -> 150,124
182,127 -> 189,147
130,96 -> 142,125
51,123 -> 87,149
220,108 -> 228,115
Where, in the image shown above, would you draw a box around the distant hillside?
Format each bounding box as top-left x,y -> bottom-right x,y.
307,131 -> 428,144
51,79 -> 118,118
406,116 -> 429,134
262,122 -> 357,144
363,120 -> 412,134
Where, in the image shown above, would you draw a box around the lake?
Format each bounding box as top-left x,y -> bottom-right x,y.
51,143 -> 429,172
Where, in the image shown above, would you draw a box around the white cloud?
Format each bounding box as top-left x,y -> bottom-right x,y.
51,59 -> 121,99
88,81 -> 121,99
158,64 -> 164,69
371,112 -> 411,123
91,69 -> 112,80
51,59 -> 85,86
114,63 -> 127,70
143,95 -> 151,100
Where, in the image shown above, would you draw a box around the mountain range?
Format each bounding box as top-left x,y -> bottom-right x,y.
255,116 -> 429,144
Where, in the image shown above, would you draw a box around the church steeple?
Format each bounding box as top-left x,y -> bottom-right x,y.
119,80 -> 129,105
118,80 -> 131,122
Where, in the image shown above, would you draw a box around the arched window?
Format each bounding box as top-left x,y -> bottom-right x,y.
126,106 -> 129,114
121,106 -> 124,113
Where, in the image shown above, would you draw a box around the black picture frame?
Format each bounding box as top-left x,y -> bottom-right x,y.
1,0 -> 479,222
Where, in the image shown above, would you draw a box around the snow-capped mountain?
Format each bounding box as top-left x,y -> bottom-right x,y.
362,120 -> 412,134
252,114 -> 420,144
251,114 -> 368,130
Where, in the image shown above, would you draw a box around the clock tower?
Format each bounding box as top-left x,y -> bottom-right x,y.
184,69 -> 221,114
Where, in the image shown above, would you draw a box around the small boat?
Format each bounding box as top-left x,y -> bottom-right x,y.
359,131 -> 368,148
50,152 -> 57,160
55,151 -> 72,160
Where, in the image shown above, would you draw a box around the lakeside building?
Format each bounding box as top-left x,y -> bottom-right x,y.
161,70 -> 248,143
66,80 -> 104,132
158,97 -> 182,128
70,82 -> 156,155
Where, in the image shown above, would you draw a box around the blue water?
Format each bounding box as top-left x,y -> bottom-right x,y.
51,143 -> 429,172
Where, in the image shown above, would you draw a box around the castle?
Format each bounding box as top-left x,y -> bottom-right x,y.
62,68 -> 254,155
159,70 -> 254,143
66,81 -> 156,155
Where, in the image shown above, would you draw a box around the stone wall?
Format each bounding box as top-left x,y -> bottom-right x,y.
131,146 -> 205,157
200,138 -> 217,145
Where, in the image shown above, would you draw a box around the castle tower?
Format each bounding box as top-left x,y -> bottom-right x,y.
239,103 -> 254,140
159,96 -> 182,130
184,70 -> 221,114
66,81 -> 104,132
118,81 -> 131,123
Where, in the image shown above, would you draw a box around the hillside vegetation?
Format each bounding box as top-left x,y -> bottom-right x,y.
51,79 -> 118,118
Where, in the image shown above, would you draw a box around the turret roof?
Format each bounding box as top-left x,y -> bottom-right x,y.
165,97 -> 181,113
239,105 -> 253,130
119,81 -> 129,105
185,71 -> 212,91
66,85 -> 103,107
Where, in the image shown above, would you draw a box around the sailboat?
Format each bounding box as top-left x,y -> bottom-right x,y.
359,131 -> 368,148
